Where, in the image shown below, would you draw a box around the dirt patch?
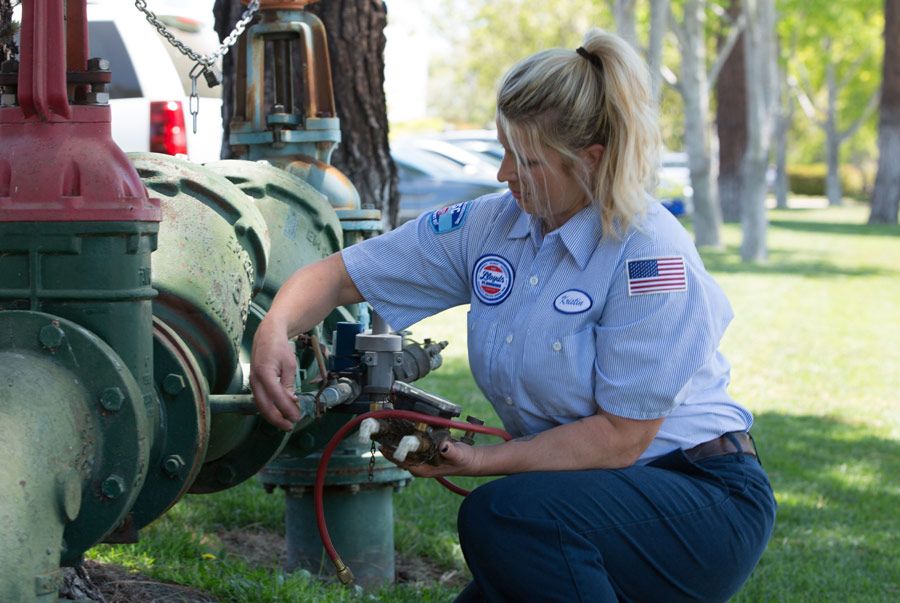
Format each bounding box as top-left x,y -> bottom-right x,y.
70,527 -> 464,600
217,526 -> 286,568
78,561 -> 215,603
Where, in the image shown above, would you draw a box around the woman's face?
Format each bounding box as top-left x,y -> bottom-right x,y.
496,123 -> 596,231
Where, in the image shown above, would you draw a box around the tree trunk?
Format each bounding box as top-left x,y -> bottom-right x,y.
822,48 -> 844,206
0,0 -> 17,61
869,0 -> 900,224
774,56 -> 792,209
213,0 -> 397,219
614,0 -> 638,49
716,0 -> 747,223
739,0 -> 777,262
678,0 -> 722,247
648,0 -> 670,105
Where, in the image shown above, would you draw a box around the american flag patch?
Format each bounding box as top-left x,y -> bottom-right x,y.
626,256 -> 687,296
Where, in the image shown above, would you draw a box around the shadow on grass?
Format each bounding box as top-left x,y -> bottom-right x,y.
768,219 -> 900,238
738,412 -> 900,601
700,245 -> 895,278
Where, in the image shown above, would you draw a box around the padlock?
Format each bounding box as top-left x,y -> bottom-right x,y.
203,67 -> 223,88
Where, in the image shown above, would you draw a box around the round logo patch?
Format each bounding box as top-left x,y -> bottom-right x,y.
473,255 -> 515,305
553,289 -> 592,314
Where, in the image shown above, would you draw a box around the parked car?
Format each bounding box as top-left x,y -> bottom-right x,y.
14,0 -> 223,163
391,142 -> 506,226
428,129 -> 504,166
658,151 -> 693,215
394,136 -> 500,180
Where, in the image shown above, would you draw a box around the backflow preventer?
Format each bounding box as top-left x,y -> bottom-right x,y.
0,0 -> 508,600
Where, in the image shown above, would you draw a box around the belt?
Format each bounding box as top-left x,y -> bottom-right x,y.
683,431 -> 757,462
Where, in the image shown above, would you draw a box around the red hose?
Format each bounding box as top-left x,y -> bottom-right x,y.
313,409 -> 512,583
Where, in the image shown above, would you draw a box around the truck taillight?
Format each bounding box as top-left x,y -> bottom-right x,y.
150,101 -> 188,156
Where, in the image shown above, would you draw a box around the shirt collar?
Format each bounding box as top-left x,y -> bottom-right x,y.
507,204 -> 603,270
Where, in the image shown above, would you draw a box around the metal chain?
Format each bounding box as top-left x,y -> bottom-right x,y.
133,0 -> 260,68
368,440 -> 377,482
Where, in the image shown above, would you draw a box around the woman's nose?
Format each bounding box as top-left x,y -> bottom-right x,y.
497,155 -> 516,183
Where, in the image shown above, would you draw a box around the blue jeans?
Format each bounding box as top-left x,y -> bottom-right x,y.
455,448 -> 776,602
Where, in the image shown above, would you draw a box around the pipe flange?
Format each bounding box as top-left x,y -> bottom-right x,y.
129,318 -> 211,529
0,311 -> 150,566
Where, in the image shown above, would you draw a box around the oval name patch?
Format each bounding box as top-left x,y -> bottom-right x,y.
473,255 -> 515,305
553,289 -> 592,314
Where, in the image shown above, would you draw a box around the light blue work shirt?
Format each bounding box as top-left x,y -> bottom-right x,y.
342,192 -> 753,462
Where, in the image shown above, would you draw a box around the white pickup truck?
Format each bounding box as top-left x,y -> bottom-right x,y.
13,0 -> 224,163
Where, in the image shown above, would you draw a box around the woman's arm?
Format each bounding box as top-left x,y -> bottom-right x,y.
399,409 -> 664,477
250,253 -> 363,431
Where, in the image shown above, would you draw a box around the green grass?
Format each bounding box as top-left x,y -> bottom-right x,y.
88,201 -> 900,602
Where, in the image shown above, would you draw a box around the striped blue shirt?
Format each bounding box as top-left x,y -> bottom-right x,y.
342,193 -> 752,462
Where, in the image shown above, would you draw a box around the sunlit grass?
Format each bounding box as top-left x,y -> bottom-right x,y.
88,201 -> 899,601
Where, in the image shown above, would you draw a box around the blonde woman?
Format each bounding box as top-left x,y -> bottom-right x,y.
251,29 -> 776,602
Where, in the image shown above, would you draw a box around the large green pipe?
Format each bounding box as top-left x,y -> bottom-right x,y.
0,311 -> 149,599
0,353 -> 88,602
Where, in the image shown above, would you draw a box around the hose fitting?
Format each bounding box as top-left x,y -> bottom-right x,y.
333,558 -> 354,585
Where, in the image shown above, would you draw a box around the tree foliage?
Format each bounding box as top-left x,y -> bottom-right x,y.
428,0 -> 609,127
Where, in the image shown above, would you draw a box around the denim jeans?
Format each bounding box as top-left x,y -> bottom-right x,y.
455,448 -> 776,602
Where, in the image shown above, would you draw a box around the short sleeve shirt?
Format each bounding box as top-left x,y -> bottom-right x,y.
342,193 -> 753,462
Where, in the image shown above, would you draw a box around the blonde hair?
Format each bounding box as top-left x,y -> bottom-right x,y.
496,29 -> 660,238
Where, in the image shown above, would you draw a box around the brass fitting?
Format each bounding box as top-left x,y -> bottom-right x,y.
333,558 -> 355,585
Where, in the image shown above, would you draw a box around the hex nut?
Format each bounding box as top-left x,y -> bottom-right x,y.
39,324 -> 66,350
99,387 -> 125,412
101,475 -> 126,499
84,91 -> 110,105
162,373 -> 186,396
162,455 -> 185,478
87,57 -> 110,71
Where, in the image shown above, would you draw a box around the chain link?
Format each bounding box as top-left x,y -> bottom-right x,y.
133,0 -> 260,68
368,440 -> 377,483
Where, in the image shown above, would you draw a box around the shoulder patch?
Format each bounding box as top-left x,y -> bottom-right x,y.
626,256 -> 687,296
430,201 -> 470,234
554,289 -> 593,314
472,255 -> 515,305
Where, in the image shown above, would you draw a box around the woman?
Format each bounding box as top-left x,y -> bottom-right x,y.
251,29 -> 776,603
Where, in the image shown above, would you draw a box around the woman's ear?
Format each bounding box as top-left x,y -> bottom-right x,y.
582,144 -> 605,168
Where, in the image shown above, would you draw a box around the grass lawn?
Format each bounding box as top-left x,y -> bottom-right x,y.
87,201 -> 899,602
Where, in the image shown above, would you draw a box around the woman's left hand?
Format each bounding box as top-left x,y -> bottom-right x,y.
388,440 -> 483,478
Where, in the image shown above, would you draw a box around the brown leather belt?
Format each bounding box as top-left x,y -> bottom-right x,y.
683,431 -> 757,462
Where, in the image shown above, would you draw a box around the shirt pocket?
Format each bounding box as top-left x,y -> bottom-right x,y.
467,310 -> 500,401
522,325 -> 597,419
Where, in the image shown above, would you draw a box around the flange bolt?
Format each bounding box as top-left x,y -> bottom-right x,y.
101,475 -> 126,500
162,455 -> 186,478
99,387 -> 125,412
162,373 -> 186,396
39,324 -> 65,350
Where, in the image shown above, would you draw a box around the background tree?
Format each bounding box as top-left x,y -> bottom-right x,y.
738,0 -> 778,262
214,0 -> 398,221
868,0 -> 900,224
667,0 -> 744,247
780,0 -> 882,206
715,0 -> 747,224
0,0 -> 17,61
429,0 -> 608,128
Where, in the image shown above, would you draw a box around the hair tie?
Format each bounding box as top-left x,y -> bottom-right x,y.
576,46 -> 604,74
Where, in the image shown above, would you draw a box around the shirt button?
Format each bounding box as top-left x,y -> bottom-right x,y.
552,341 -> 562,352
529,275 -> 539,286
504,396 -> 513,405
505,334 -> 514,344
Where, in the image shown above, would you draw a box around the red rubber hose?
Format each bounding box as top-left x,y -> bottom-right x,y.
314,409 -> 512,583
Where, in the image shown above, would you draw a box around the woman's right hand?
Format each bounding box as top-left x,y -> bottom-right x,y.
249,318 -> 301,431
